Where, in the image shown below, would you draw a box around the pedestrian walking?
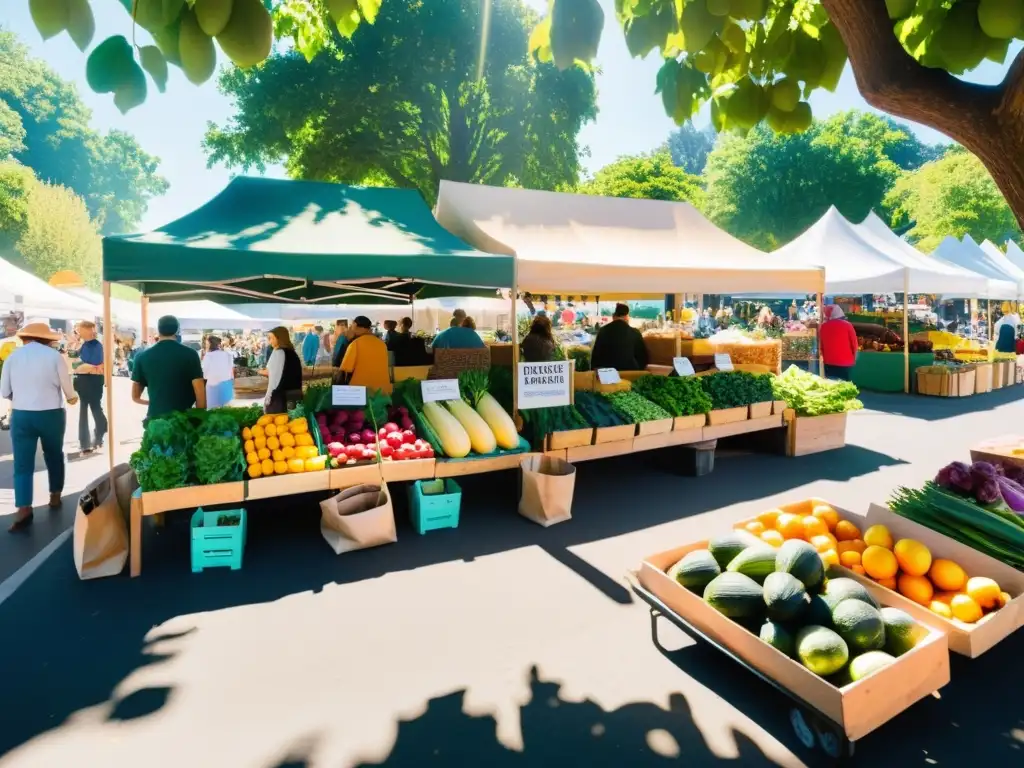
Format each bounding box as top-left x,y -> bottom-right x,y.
72,320 -> 108,455
0,322 -> 79,532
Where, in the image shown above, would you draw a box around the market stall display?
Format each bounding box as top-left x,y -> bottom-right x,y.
245,413 -> 326,477
770,367 -> 862,457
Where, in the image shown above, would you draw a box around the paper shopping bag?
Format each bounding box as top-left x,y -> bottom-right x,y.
319,483 -> 397,554
73,464 -> 137,580
518,455 -> 576,527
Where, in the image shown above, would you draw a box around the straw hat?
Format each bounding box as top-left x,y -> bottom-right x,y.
16,322 -> 60,341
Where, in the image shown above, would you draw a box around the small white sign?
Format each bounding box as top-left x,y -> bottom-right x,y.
518,361 -> 572,410
714,353 -> 734,372
673,357 -> 695,377
597,367 -> 621,385
421,378 -> 460,403
331,385 -> 367,407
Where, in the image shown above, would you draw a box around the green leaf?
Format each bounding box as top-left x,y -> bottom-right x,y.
86,35 -> 136,94
139,45 -> 169,92
113,60 -> 148,114
67,0 -> 96,51
356,0 -> 382,24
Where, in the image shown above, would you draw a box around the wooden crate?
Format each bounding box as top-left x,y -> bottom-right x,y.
566,441 -> 634,463
381,458 -> 436,482
638,543 -> 949,742
748,401 -> 773,419
787,412 -> 847,457
703,413 -> 783,441
329,463 -> 382,489
637,417 -> 673,436
547,428 -> 595,450
771,400 -> 788,415
672,414 -> 706,431
707,407 -> 748,426
974,362 -> 993,394
594,423 -> 637,444
969,435 -> 1024,470
246,471 -> 329,500
141,482 -> 245,515
434,452 -> 532,478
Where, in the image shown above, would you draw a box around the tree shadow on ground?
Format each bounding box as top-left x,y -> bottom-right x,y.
859,387 -> 1024,422
0,443 -> 903,758
652,606 -> 1024,767
354,666 -> 780,767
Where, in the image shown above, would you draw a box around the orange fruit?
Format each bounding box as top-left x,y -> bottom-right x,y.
876,575 -> 898,590
244,439 -> 255,454
274,460 -> 289,475
272,449 -> 285,462
261,458 -> 274,475
251,424 -> 265,439
282,446 -> 296,459
265,423 -> 278,437
836,539 -> 865,555
850,564 -> 866,576
744,521 -> 766,535
760,529 -> 785,547
820,549 -> 840,567
997,591 -> 1011,609
267,436 -> 280,451
242,427 -> 253,440
254,435 -> 267,450
247,463 -> 262,479
863,524 -> 894,550
257,414 -> 272,427
966,577 -> 1001,609
273,414 -> 290,426
894,539 -> 932,577
898,573 -> 934,606
950,594 -> 984,623
246,452 -> 258,465
862,545 -> 899,580
802,515 -> 828,538
834,520 -> 862,542
931,591 -> 957,605
776,513 -> 805,540
257,447 -> 270,461
929,600 -> 953,619
810,534 -> 836,554
839,550 -> 862,567
928,559 -> 967,592
811,504 -> 839,531
279,431 -> 295,448
757,509 -> 782,529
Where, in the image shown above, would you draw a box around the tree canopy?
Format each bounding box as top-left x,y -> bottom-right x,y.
702,110 -> 937,249
0,30 -> 168,233
204,0 -> 597,202
664,123 -> 717,175
579,151 -> 704,205
885,146 -> 1022,252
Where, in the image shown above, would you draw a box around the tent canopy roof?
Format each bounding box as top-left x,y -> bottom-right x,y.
933,236 -> 1020,298
978,238 -> 1024,285
434,181 -> 823,296
102,177 -> 513,303
0,256 -> 97,321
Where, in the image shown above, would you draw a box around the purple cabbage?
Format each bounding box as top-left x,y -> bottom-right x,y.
976,477 -> 1002,506
936,461 -> 974,494
1002,463 -> 1024,485
997,475 -> 1024,513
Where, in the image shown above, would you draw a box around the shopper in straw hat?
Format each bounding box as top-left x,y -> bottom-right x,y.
0,322 -> 78,532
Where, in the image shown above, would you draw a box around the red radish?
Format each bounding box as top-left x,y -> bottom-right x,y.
333,410 -> 348,424
379,444 -> 394,458
361,428 -> 377,444
391,451 -> 406,461
327,442 -> 344,457
348,433 -> 363,444
382,422 -> 400,435
345,445 -> 363,458
386,433 -> 404,449
401,430 -> 416,444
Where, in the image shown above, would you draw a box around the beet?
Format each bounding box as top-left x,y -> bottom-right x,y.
360,428 -> 377,444
348,433 -> 363,444
399,416 -> 415,431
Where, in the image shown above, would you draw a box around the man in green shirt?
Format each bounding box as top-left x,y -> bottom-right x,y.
131,315 -> 206,421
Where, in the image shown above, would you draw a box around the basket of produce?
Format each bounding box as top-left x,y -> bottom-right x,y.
572,390 -> 635,443
637,516 -> 949,744
520,405 -> 593,450
630,374 -> 712,430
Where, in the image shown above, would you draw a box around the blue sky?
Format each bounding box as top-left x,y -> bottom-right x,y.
5,0 -> 1017,231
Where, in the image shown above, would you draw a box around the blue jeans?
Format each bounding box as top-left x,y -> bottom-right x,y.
11,409 -> 66,508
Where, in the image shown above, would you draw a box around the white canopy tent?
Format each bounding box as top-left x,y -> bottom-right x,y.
932,236 -> 1020,299
1005,241 -> 1024,274
978,238 -> 1024,293
434,181 -> 825,296
0,256 -> 98,321
63,288 -> 276,332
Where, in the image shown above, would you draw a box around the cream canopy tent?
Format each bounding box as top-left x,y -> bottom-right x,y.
932,236 -> 1020,299
0,256 -> 98,320
978,238 -> 1024,294
1004,241 -> 1024,274
855,212 -> 999,297
434,181 -> 824,296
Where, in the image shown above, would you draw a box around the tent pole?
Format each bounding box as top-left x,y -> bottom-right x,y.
816,272 -> 825,377
903,270 -> 910,394
103,282 -> 115,472
987,299 -> 993,344
140,294 -> 149,347
510,266 -> 519,422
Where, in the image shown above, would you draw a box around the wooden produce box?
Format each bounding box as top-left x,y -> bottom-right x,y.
969,435 -> 1024,470
565,441 -> 634,463
435,452 -> 534,477
593,423 -> 637,444
636,417 -> 673,436
771,400 -> 788,415
707,406 -> 748,426
546,428 -> 594,450
573,371 -> 595,392
853,504 -> 1024,657
749,401 -> 773,419
992,362 -> 1006,390
672,414 -> 706,432
974,362 -> 993,394
329,463 -> 383,489
141,482 -> 245,515
637,543 -> 950,742
916,368 -> 976,397
381,458 -> 436,482
787,412 -> 848,457
246,471 -> 330,500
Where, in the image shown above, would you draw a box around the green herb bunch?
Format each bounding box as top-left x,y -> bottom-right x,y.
130,412 -> 194,492
771,365 -> 863,417
631,375 -> 713,417
601,391 -> 671,423
519,405 -> 589,450
700,371 -> 775,409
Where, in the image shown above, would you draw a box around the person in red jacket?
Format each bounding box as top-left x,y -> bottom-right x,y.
819,305 -> 859,380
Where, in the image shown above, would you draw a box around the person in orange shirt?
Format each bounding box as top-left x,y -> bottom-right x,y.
338,316 -> 392,394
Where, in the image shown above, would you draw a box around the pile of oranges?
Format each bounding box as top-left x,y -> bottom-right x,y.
736,503 -> 1012,625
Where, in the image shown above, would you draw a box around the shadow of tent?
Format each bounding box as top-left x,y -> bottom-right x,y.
354,666 -> 780,767
858,387 -> 1024,422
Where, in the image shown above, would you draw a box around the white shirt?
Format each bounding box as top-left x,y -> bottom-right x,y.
994,313 -> 1020,334
202,349 -> 235,385
0,341 -> 76,411
265,348 -> 284,406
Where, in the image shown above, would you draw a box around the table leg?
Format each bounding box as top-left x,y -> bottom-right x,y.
130,495 -> 143,577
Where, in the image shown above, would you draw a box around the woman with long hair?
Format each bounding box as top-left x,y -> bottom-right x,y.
522,314 -> 556,362
261,326 -> 302,413
203,335 -> 236,409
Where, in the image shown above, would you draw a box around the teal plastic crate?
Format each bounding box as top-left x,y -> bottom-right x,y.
191,507 -> 247,572
408,479 -> 461,534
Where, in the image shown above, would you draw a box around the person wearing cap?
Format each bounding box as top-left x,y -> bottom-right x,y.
131,315 -> 206,421
338,315 -> 392,394
590,303 -> 648,371
72,320 -> 107,455
202,335 -> 236,409
0,322 -> 79,532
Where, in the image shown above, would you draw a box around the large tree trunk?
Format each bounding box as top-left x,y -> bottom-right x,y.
822,0 -> 1024,229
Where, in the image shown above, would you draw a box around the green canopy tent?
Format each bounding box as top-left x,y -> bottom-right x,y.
99,177 -> 514,469
102,176 -> 513,303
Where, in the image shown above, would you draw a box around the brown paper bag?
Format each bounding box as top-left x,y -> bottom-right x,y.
319,483 -> 397,554
73,464 -> 137,580
519,455 -> 576,527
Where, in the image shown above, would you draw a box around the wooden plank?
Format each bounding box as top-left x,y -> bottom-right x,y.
246,471 -> 330,500
637,417 -> 673,436
707,407 -> 748,426
566,440 -> 634,463
381,458 -> 436,483
771,400 -> 788,415
787,412 -> 847,457
704,414 -> 783,441
130,491 -> 143,578
748,401 -> 773,419
329,463 -> 382,489
435,453 -> 531,477
547,428 -> 594,450
141,482 -> 245,516
594,423 -> 637,444
543,448 -> 567,461
673,414 -> 706,431
633,427 -> 704,453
